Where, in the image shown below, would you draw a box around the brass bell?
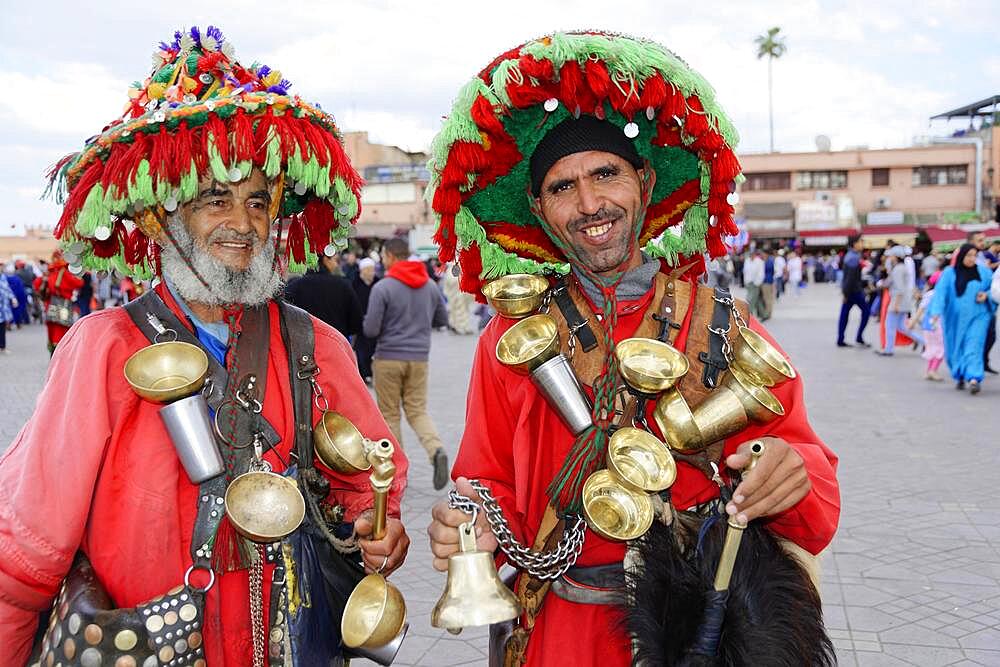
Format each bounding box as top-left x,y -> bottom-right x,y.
431,522 -> 522,634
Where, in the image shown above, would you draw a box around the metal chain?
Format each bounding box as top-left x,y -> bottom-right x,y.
250,544 -> 266,667
448,480 -> 586,580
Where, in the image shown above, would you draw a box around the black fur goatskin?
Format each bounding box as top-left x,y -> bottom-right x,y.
624,514 -> 835,666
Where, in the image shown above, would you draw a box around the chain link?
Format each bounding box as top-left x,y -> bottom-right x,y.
249,544 -> 265,667
448,480 -> 586,580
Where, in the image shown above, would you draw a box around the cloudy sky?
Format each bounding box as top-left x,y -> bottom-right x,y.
1,0 -> 995,230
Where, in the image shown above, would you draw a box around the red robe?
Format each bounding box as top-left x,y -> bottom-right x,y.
0,286 -> 409,665
453,279 -> 840,666
33,261 -> 84,347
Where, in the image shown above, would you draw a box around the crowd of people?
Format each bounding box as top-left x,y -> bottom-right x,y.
0,253 -> 145,354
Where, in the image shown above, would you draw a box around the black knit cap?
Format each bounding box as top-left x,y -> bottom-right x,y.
529,115 -> 644,196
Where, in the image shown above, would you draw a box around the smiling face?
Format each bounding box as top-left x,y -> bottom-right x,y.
535,151 -> 648,276
180,170 -> 272,272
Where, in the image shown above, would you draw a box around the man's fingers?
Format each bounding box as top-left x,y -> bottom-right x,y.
430,539 -> 459,560
738,474 -> 810,522
432,556 -> 450,572
730,447 -> 783,502
454,476 -> 482,504
734,451 -> 795,506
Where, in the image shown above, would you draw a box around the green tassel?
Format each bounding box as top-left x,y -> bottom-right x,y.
179,163 -> 198,201
263,127 -> 282,178
206,137 -> 229,184
74,184 -> 109,238
314,163 -> 331,198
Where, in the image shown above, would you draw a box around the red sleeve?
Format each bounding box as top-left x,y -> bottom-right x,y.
0,311 -> 139,664
451,320 -> 530,552
720,316 -> 840,554
310,322 -> 409,522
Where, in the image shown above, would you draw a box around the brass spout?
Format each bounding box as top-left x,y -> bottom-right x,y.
366,439 -> 395,540
712,441 -> 764,592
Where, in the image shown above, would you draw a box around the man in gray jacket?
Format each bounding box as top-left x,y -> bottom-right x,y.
364,237 -> 451,489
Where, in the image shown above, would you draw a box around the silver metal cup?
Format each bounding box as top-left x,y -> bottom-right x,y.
159,394 -> 225,483
344,622 -> 409,665
530,354 -> 593,435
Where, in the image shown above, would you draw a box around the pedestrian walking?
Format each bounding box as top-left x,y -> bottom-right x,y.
910,273 -> 945,380
762,248 -> 776,317
876,248 -> 922,356
837,236 -> 871,347
0,271 -> 16,353
787,250 -> 804,295
33,250 -> 83,355
351,257 -> 379,383
284,250 -> 363,339
5,267 -> 29,327
774,249 -> 787,299
363,237 -> 451,489
930,244 -> 998,394
743,249 -> 766,320
441,262 -> 476,334
75,272 -> 94,317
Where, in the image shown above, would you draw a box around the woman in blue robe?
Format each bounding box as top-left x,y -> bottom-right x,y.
5,272 -> 29,326
930,244 -> 998,394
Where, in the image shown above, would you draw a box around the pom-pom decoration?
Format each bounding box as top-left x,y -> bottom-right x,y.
45,26 -> 362,278
425,32 -> 744,298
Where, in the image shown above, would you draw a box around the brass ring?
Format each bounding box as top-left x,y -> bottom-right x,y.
184,564 -> 216,593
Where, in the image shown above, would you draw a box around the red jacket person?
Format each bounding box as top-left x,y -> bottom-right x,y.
426,32 -> 839,666
0,27 -> 410,666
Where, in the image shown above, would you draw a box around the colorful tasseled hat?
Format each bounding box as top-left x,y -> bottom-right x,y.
46,26 -> 362,278
426,32 -> 743,297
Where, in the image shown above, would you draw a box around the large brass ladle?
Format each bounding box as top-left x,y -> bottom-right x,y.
315,413 -> 408,653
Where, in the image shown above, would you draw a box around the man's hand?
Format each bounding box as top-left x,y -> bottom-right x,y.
427,476 -> 498,571
354,512 -> 410,576
724,437 -> 811,525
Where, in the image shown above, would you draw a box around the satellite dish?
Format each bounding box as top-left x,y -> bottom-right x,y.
815,135 -> 832,152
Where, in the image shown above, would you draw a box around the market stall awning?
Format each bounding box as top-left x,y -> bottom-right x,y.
859,224 -> 917,249
798,228 -> 856,247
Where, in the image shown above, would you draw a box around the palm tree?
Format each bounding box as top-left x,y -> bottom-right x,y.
755,27 -> 787,153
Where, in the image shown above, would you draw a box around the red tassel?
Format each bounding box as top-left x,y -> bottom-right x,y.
583,59 -> 612,102
638,75 -> 668,111
230,109 -> 255,164
175,121 -> 194,178
210,515 -> 252,573
302,199 -> 336,252
457,243 -> 483,295
683,96 -> 710,138
55,160 -> 104,239
558,62 -> 594,114
285,216 -> 307,264
434,213 -> 457,260
518,54 -> 554,80
203,114 -> 230,166
91,221 -> 124,259
712,148 -> 741,183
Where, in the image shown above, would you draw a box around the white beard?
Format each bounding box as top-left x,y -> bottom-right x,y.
159,216 -> 283,307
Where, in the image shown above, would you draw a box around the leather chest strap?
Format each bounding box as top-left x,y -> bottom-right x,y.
551,278 -> 597,353
277,301 -> 318,470
698,287 -> 732,389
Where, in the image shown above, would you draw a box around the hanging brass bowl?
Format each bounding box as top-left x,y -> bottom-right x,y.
124,341 -> 209,403
495,314 -> 560,375
313,411 -> 374,474
730,326 -> 796,387
224,471 -> 306,542
653,388 -> 705,452
724,366 -> 786,424
615,338 -> 689,395
482,274 -> 550,319
606,427 -> 676,493
341,574 -> 408,649
582,470 -> 654,542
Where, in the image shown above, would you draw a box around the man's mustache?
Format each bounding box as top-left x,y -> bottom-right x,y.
568,207 -> 625,233
203,228 -> 264,248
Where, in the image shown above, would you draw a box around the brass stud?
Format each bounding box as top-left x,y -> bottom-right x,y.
114,657 -> 137,667
114,629 -> 138,651
145,615 -> 164,633
194,660 -> 207,667
274,610 -> 284,625
269,628 -> 283,643
158,646 -> 175,663
63,638 -> 76,660
178,604 -> 197,622
164,610 -> 178,626
142,656 -> 157,667
84,624 -> 103,645
79,647 -> 103,667
174,638 -> 188,653
188,632 -> 203,649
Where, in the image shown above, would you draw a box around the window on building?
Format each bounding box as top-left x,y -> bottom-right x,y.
795,170 -> 848,190
742,171 -> 791,191
871,168 -> 889,187
911,165 -> 968,186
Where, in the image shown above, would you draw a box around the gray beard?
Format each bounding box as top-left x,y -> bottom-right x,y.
159,216 -> 283,307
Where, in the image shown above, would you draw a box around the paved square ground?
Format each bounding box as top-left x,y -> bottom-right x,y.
3,283 -> 998,666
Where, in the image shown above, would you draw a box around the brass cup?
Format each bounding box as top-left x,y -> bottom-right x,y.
615,338 -> 690,396
313,411 -> 374,474
341,574 -> 408,649
724,366 -> 786,424
606,427 -> 676,493
581,470 -> 654,542
495,313 -> 560,375
124,341 -> 210,403
653,388 -> 705,452
482,274 -> 549,319
690,386 -> 750,446
730,326 -> 796,387
224,471 -> 306,542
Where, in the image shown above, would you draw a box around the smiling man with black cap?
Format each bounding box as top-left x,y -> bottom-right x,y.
424,32 -> 840,666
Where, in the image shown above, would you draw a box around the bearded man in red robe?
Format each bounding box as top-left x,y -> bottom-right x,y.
426,33 -> 839,666
0,27 -> 410,666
